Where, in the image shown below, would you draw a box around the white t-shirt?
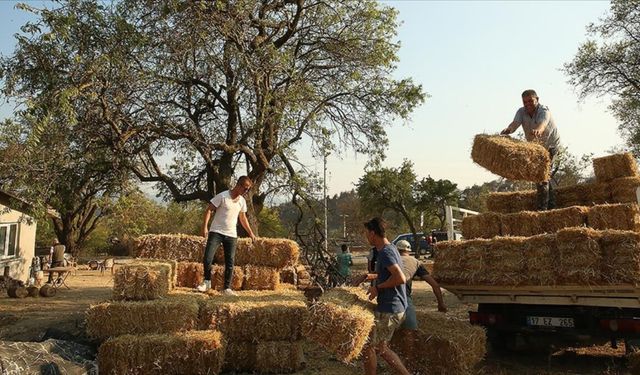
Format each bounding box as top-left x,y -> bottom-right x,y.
209,191 -> 247,238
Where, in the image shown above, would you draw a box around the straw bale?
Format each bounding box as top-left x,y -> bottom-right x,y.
176,261 -> 204,288
98,330 -> 225,375
256,341 -> 306,373
500,211 -> 542,237
223,341 -> 257,372
211,265 -> 244,291
483,237 -> 527,286
112,261 -> 173,301
86,295 -> 200,340
390,311 -> 486,375
199,289 -> 308,341
523,234 -> 558,285
588,203 -> 640,232
458,239 -> 490,284
461,213 -> 501,239
471,134 -> 551,182
213,237 -> 300,269
486,190 -> 537,214
556,182 -> 611,208
556,227 -> 602,284
598,230 -> 640,285
610,176 -> 640,203
26,286 -> 39,297
593,152 -> 638,182
540,206 -> 589,233
133,233 -> 205,261
7,286 -> 27,298
433,241 -> 465,284
303,287 -> 375,363
243,265 -> 280,290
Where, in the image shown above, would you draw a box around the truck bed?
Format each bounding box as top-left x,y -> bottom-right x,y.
442,284 -> 640,308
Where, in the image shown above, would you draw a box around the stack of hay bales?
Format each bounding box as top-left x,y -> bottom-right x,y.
112,259 -> 177,300
436,151 -> 640,287
304,287 -> 486,373
135,235 -> 300,291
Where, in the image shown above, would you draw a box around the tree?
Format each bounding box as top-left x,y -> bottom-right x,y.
564,0 -> 640,154
415,177 -> 460,231
1,0 -> 425,236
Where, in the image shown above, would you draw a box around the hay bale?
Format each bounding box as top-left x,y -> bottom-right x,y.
98,330 -> 225,375
199,289 -> 307,342
588,203 -> 640,231
471,134 -> 551,182
303,287 -> 375,363
556,182 -> 611,208
539,206 -> 589,233
256,341 -> 306,373
593,152 -> 638,182
461,213 -> 501,239
556,227 -> 602,285
39,284 -> 56,297
7,286 -> 28,298
523,234 -> 558,285
610,176 -> 640,203
433,241 -> 465,284
223,341 -> 257,372
133,233 -> 206,261
483,237 -> 527,286
243,265 -> 280,290
486,190 -> 537,214
500,211 -> 542,237
458,239 -> 489,284
214,238 -> 300,269
112,261 -> 174,301
280,267 -> 296,284
26,286 -> 39,297
86,296 -> 200,340
598,230 -> 640,285
176,261 -> 204,288
390,311 -> 486,375
211,265 -> 244,291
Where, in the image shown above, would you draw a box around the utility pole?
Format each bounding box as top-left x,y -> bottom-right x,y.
341,214 -> 349,238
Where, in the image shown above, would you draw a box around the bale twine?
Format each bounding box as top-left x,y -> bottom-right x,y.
593,152 -> 638,183
303,287 -> 375,363
588,203 -> 640,232
98,330 -> 225,375
86,295 -> 200,340
471,134 -> 551,182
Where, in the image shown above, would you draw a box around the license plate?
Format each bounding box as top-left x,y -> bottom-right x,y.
526,316 -> 574,328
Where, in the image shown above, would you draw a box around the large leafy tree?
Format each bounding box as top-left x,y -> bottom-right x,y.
1,0 -> 425,237
564,0 -> 640,154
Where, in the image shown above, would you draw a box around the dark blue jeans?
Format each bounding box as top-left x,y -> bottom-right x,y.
203,232 -> 238,289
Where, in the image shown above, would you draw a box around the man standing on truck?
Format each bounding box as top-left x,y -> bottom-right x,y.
197,176 -> 256,295
501,89 -> 561,210
395,240 -> 447,330
353,217 -> 410,375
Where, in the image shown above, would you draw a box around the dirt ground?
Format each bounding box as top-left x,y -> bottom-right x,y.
0,257 -> 635,375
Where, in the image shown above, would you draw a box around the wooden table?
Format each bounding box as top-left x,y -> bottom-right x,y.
43,267 -> 75,290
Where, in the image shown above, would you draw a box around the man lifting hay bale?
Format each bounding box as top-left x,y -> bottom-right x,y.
197,176 -> 256,295
501,89 -> 561,210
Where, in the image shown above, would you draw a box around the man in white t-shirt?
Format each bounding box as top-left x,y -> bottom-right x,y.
196,176 -> 256,295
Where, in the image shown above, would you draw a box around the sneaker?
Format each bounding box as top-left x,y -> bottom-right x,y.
223,288 -> 237,296
196,280 -> 211,292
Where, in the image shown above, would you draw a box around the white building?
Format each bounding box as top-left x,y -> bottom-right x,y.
0,191 -> 37,282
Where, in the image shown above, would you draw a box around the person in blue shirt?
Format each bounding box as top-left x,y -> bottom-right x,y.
353,217 -> 409,375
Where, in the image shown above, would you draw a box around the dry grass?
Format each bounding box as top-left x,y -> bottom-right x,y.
198,289 -> 308,342
486,190 -> 537,214
112,261 -> 174,301
98,330 -> 224,375
588,203 -> 640,231
599,230 -> 640,285
461,213 -> 501,239
85,295 -> 200,340
471,134 -> 551,182
303,287 -> 376,363
593,152 -> 638,182
390,310 -> 486,375
556,227 -> 602,285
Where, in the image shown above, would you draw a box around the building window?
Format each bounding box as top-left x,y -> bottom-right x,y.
0,223 -> 18,258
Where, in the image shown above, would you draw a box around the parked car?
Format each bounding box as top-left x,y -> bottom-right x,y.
391,233 -> 431,255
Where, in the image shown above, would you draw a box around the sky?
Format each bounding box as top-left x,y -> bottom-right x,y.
0,1 -> 623,197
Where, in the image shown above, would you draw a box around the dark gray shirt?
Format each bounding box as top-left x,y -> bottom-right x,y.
400,255 -> 429,297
